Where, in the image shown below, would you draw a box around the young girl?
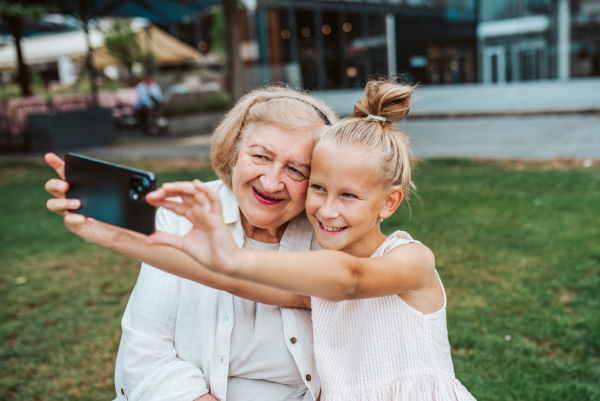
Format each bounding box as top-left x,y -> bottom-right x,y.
146,80 -> 476,401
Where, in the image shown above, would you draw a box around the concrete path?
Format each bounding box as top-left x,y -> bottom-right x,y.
61,114 -> 599,161
315,78 -> 600,117
403,114 -> 600,159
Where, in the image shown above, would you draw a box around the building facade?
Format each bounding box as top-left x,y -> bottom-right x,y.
182,0 -> 599,89
478,0 -> 600,83
233,0 -> 477,90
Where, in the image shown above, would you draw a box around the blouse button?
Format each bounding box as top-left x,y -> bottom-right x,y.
121,388 -> 125,395
290,337 -> 297,344
306,374 -> 312,381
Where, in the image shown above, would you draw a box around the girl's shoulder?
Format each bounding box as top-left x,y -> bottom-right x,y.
372,231 -> 422,258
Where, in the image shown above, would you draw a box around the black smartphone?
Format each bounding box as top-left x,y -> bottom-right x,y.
65,153 -> 157,235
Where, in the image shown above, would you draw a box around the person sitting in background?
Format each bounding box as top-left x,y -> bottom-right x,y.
135,75 -> 163,132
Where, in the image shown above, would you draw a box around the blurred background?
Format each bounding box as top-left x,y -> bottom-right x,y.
0,0 -> 597,157
0,1 -> 599,400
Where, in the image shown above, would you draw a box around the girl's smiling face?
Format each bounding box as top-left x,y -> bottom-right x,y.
305,141 -> 403,257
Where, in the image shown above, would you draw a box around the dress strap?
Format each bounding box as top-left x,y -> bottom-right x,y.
371,231 -> 421,258
433,269 -> 448,310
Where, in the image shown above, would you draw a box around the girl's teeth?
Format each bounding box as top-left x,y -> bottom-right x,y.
323,224 -> 344,232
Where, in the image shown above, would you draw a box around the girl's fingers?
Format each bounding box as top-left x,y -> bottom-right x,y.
192,189 -> 210,208
146,188 -> 195,206
45,153 -> 66,180
146,231 -> 184,250
147,183 -> 200,207
145,188 -> 169,205
47,198 -> 81,215
161,181 -> 197,195
152,198 -> 192,217
194,180 -> 223,215
45,179 -> 69,198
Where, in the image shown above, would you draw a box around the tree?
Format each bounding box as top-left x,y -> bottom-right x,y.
0,2 -> 48,97
103,18 -> 143,77
210,5 -> 226,66
223,0 -> 242,102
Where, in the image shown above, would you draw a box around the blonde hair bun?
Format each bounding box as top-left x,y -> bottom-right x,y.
352,79 -> 414,124
319,78 -> 416,200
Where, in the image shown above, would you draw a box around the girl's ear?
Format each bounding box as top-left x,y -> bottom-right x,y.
379,187 -> 404,220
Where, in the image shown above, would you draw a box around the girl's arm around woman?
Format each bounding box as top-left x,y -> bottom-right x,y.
147,181 -> 437,303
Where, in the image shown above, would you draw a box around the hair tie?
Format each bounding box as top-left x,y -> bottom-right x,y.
366,115 -> 389,122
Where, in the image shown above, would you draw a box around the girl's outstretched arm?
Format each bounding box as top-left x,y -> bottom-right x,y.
150,181 -> 436,302
112,230 -> 309,308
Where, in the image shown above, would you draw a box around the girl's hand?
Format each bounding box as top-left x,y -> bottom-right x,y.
44,153 -> 126,248
145,180 -> 242,275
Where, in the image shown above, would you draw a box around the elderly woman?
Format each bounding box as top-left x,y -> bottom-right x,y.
44,86 -> 338,401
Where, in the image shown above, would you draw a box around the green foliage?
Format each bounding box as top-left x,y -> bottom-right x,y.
210,5 -> 227,65
0,3 -> 48,19
160,92 -> 231,117
0,160 -> 598,400
102,19 -> 143,75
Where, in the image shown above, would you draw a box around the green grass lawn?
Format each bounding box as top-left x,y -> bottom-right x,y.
1,159 -> 598,401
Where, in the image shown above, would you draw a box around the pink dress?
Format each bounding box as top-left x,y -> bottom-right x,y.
311,231 -> 476,401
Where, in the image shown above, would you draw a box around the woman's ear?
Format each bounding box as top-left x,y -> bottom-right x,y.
379,187 -> 404,220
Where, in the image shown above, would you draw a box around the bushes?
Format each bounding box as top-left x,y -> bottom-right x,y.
160,92 -> 230,117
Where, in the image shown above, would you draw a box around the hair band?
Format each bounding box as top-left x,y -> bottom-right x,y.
366,115 -> 389,122
262,96 -> 331,126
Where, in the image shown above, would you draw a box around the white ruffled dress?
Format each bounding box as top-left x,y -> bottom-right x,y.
311,231 -> 476,401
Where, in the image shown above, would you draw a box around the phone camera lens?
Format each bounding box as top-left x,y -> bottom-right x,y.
130,176 -> 150,193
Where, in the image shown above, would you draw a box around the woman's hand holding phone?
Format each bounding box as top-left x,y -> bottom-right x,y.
146,180 -> 242,276
44,153 -> 124,248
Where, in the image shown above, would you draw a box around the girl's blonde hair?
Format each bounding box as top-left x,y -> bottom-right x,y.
320,78 -> 415,198
211,85 -> 339,189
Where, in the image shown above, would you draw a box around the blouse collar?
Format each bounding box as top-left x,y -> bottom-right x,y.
218,183 -> 314,252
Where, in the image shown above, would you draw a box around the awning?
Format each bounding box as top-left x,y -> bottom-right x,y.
0,25 -> 202,70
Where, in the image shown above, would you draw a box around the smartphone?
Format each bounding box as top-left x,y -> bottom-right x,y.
65,153 -> 156,235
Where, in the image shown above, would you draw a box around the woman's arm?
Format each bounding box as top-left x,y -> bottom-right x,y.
111,229 -> 310,308
148,181 -> 436,302
43,154 -> 308,309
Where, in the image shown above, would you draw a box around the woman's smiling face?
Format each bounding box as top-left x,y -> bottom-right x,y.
232,123 -> 320,232
305,141 -> 395,255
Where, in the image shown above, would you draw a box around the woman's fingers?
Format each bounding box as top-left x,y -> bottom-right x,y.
64,212 -> 88,226
47,198 -> 80,215
45,153 -> 66,180
45,179 -> 69,198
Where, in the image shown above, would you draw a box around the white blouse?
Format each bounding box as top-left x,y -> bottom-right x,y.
113,180 -> 321,401
226,239 -> 308,401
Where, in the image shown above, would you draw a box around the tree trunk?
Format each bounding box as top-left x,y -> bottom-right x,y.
223,0 -> 242,103
78,0 -> 98,107
82,17 -> 98,107
7,17 -> 32,97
